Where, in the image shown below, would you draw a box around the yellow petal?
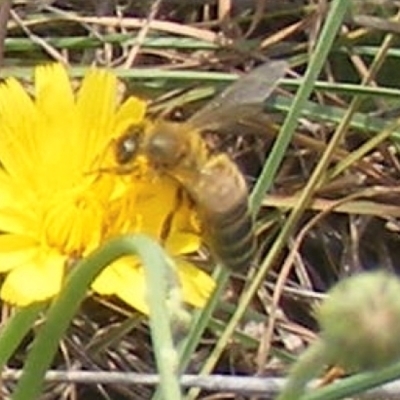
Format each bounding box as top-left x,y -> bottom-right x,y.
133,177 -> 178,238
35,63 -> 74,124
92,256 -> 214,313
113,96 -> 147,136
1,248 -> 65,306
0,201 -> 38,236
0,235 -> 38,272
177,259 -> 215,308
0,170 -> 30,207
0,78 -> 39,185
163,192 -> 201,254
77,68 -> 118,163
92,257 -> 149,314
165,232 -> 201,255
0,165 -> 38,238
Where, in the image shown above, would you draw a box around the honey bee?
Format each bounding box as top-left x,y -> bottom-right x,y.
115,60 -> 288,271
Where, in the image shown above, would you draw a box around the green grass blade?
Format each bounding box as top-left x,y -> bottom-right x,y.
250,0 -> 351,213
0,303 -> 45,368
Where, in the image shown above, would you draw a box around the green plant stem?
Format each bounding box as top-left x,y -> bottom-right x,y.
303,359 -> 400,400
277,339 -> 328,400
11,235 -> 182,400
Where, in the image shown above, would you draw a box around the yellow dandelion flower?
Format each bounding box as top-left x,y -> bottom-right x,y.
0,63 -> 214,312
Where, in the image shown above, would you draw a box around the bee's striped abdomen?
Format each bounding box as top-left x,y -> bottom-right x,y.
204,198 -> 256,271
188,154 -> 256,272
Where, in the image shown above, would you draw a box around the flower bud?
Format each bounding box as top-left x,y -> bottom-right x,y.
317,271 -> 400,371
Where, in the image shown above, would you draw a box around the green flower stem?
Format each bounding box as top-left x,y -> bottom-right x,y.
11,234 -> 182,400
277,339 -> 328,400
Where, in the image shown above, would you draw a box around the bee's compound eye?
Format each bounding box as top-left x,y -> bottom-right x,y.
115,135 -> 137,164
115,128 -> 142,165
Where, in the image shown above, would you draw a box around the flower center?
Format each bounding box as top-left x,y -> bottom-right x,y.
41,180 -> 111,256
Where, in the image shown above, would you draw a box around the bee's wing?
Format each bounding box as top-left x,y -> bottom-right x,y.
188,60 -> 288,131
